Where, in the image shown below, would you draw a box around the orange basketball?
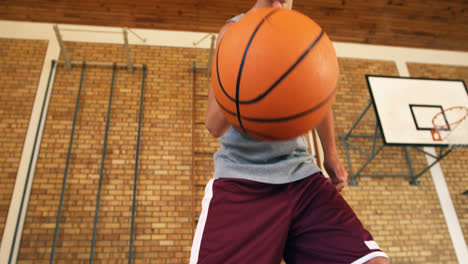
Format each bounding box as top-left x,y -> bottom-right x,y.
212,8 -> 339,140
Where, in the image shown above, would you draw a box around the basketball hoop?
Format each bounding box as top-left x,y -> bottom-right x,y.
431,106 -> 468,148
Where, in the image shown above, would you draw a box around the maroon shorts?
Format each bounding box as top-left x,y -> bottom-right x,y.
190,173 -> 388,264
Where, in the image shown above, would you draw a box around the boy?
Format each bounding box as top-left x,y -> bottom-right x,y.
190,1 -> 390,263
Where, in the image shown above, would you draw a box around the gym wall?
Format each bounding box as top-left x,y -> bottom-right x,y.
0,22 -> 467,263
407,63 -> 468,246
0,39 -> 48,241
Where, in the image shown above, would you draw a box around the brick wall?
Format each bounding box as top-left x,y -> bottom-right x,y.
336,58 -> 457,263
407,63 -> 468,244
17,42 -> 210,263
11,41 -> 462,263
0,38 -> 47,240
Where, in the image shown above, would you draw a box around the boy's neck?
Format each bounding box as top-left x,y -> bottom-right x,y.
251,1 -> 274,12
250,1 -> 291,13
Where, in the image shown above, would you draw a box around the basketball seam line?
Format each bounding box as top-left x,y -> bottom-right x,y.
215,9 -> 330,138
247,29 -> 325,104
235,9 -> 280,134
215,9 -> 280,105
216,26 -> 325,105
215,86 -> 337,123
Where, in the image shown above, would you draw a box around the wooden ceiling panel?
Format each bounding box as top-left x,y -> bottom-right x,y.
1,0 -> 467,51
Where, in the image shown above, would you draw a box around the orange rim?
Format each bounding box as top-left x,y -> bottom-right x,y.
431,106 -> 467,141
432,106 -> 467,130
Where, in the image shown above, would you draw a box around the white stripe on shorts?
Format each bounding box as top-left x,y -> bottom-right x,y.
364,240 -> 381,250
351,251 -> 389,264
189,179 -> 214,264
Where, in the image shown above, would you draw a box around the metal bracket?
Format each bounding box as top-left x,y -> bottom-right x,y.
207,35 -> 216,78
122,28 -> 134,73
53,25 -> 72,70
340,101 -> 455,186
193,33 -> 217,78
53,25 -> 146,72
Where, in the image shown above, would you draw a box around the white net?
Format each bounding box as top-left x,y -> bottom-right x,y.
432,106 -> 468,148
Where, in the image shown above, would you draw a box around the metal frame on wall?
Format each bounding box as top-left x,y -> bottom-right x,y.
340,75 -> 467,186
5,58 -> 147,264
339,101 -> 456,186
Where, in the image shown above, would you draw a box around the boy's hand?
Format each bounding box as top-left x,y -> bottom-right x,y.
272,1 -> 282,8
323,155 -> 348,192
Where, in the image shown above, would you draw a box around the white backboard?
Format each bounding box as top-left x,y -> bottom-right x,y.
366,75 -> 468,146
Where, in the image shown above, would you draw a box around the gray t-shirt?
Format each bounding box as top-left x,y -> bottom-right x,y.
212,13 -> 321,184
213,127 -> 320,184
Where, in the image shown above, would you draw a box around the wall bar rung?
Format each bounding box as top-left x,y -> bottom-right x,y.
89,64 -> 117,264
50,62 -> 86,264
56,60 -> 144,69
